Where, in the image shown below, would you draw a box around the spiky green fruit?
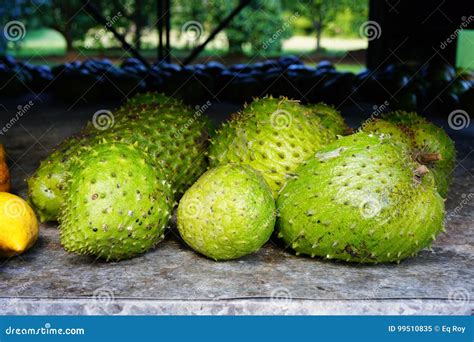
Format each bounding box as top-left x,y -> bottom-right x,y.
27,132 -> 110,222
361,119 -> 407,141
27,136 -> 84,222
362,111 -> 456,197
277,132 -> 445,263
209,97 -> 336,197
108,104 -> 210,196
177,164 -> 275,260
27,150 -> 64,222
306,103 -> 350,136
59,141 -> 173,261
28,93 -> 210,221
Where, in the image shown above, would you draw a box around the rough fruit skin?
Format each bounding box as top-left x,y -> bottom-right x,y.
410,121 -> 455,198
361,119 -> 408,142
209,97 -> 336,197
59,141 -> 173,261
177,164 -> 275,260
306,103 -> 349,136
28,93 -> 210,221
27,151 -> 63,222
109,104 -> 210,197
27,137 -> 84,222
277,132 -> 445,263
362,111 -> 456,197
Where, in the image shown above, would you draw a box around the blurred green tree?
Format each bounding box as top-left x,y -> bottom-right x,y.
1,0 -> 44,54
173,0 -> 290,55
4,0 -> 368,55
15,0 -> 149,52
33,0 -> 97,52
215,0 -> 290,54
283,0 -> 368,51
107,0 -> 158,50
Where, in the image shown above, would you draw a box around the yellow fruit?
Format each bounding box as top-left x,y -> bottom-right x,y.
0,192 -> 39,257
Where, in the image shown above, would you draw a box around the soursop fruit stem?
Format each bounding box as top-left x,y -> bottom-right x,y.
414,152 -> 442,163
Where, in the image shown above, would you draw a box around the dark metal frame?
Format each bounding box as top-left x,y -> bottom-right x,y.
157,0 -> 171,62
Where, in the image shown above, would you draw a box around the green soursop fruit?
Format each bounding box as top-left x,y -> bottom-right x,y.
177,164 -> 275,260
28,133 -> 115,222
361,119 -> 407,142
27,136 -> 84,222
107,103 -> 210,196
306,103 -> 351,136
362,111 -> 455,197
209,97 -> 336,197
28,93 -> 210,221
60,141 -> 173,261
277,132 -> 445,263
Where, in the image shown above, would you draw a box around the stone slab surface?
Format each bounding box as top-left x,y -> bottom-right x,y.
0,95 -> 472,315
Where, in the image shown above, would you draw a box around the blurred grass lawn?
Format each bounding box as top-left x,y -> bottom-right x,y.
8,29 -> 66,57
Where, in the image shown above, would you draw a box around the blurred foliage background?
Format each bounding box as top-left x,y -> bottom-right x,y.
1,0 -> 368,67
